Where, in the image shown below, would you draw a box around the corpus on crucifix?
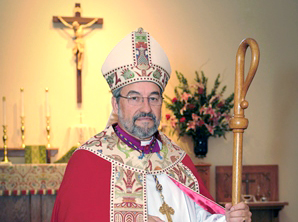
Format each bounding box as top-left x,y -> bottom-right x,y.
57,15 -> 98,71
53,3 -> 103,103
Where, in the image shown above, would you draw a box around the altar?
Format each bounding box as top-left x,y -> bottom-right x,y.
0,163 -> 66,222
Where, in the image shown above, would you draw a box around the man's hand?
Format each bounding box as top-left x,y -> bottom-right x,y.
225,202 -> 252,222
148,215 -> 164,222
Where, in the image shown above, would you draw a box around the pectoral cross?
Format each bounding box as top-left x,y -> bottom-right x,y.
159,202 -> 175,222
53,3 -> 103,104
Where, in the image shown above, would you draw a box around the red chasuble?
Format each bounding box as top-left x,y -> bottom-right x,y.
51,126 -> 224,222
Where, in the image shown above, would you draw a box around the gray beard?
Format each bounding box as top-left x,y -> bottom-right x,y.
118,110 -> 160,139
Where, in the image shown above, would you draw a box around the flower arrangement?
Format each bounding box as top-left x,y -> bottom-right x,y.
164,71 -> 234,140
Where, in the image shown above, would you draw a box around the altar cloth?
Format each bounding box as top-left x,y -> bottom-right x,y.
0,163 -> 67,196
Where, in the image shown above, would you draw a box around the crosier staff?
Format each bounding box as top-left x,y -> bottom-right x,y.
229,38 -> 260,205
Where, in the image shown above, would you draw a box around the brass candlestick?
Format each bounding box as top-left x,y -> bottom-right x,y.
21,116 -> 25,148
1,125 -> 11,164
46,116 -> 51,148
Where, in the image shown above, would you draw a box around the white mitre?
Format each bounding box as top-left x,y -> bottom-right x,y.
101,27 -> 172,92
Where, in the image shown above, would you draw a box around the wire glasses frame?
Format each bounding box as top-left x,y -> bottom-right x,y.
118,95 -> 163,106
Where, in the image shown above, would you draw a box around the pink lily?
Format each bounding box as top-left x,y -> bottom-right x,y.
199,106 -> 206,115
191,82 -> 205,89
186,121 -> 196,131
222,113 -> 232,122
210,94 -> 221,104
180,103 -> 188,114
205,105 -> 217,118
186,114 -> 206,131
205,124 -> 214,135
192,113 -> 200,121
181,92 -> 192,102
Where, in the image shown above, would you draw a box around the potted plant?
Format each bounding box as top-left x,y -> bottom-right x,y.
164,71 -> 234,157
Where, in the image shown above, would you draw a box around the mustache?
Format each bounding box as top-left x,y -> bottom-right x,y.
133,112 -> 156,122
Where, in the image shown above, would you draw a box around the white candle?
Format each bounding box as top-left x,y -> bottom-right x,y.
21,88 -> 24,117
2,96 -> 6,125
45,88 -> 50,117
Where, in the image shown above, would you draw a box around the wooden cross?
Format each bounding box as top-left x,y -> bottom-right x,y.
53,3 -> 103,104
242,173 -> 256,194
159,202 -> 175,222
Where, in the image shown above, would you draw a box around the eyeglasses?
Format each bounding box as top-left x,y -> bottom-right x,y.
118,95 -> 163,106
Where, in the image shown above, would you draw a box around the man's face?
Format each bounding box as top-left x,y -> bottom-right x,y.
112,82 -> 162,140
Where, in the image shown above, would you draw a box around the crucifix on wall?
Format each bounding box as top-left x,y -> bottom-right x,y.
53,3 -> 103,104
